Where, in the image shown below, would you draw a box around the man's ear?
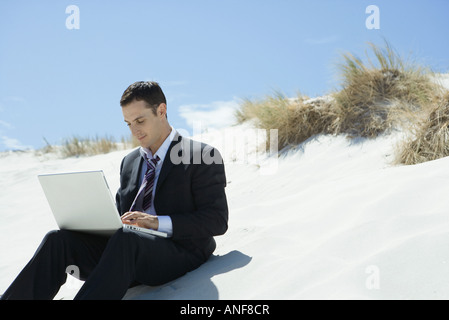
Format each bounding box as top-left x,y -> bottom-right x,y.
158,103 -> 167,117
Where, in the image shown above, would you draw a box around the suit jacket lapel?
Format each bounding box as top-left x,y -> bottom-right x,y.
156,133 -> 181,192
130,152 -> 144,195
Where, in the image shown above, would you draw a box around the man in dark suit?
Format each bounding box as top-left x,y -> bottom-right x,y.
1,81 -> 228,300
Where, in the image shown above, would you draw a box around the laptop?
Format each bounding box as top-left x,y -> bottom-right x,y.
38,170 -> 167,238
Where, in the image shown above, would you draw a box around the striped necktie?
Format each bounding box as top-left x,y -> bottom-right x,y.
130,154 -> 160,212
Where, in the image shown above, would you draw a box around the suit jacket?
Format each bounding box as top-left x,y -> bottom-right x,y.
115,134 -> 229,261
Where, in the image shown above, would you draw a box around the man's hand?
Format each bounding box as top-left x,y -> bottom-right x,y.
121,211 -> 159,230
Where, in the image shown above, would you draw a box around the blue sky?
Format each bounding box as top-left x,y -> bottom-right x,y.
0,0 -> 448,151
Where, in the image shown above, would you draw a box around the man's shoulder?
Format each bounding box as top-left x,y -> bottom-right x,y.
170,135 -> 223,165
174,135 -> 211,151
125,147 -> 141,158
121,147 -> 141,165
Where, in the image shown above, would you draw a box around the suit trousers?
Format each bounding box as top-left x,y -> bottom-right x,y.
1,228 -> 205,300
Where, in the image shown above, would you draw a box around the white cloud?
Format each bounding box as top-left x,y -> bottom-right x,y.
1,135 -> 32,150
178,100 -> 239,130
0,120 -> 13,129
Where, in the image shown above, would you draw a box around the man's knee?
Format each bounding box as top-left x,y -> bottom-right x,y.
43,229 -> 78,243
106,228 -> 157,258
110,227 -> 128,239
42,229 -> 64,244
109,227 -> 140,246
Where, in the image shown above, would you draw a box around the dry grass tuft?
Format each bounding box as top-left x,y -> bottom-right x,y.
394,91 -> 449,165
35,134 -> 139,158
236,92 -> 339,150
333,41 -> 440,138
61,135 -> 119,157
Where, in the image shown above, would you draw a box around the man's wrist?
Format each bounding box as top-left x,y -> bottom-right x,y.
155,215 -> 173,237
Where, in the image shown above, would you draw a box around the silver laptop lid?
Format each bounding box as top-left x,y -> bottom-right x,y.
38,171 -> 122,235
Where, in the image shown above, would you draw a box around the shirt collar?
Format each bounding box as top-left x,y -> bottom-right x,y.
139,126 -> 176,164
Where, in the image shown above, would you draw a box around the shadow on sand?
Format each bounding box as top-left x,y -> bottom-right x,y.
123,250 -> 252,300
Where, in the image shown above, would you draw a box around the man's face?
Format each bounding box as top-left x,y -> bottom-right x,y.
122,99 -> 166,152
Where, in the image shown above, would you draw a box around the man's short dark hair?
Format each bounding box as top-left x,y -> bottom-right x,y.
120,81 -> 167,115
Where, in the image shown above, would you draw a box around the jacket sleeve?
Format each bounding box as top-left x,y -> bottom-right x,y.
115,157 -> 125,214
170,147 -> 229,240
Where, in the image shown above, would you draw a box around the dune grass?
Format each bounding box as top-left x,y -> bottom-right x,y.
236,93 -> 339,150
60,135 -> 119,158
35,134 -> 139,158
235,40 -> 445,160
394,91 -> 449,165
333,41 -> 439,138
